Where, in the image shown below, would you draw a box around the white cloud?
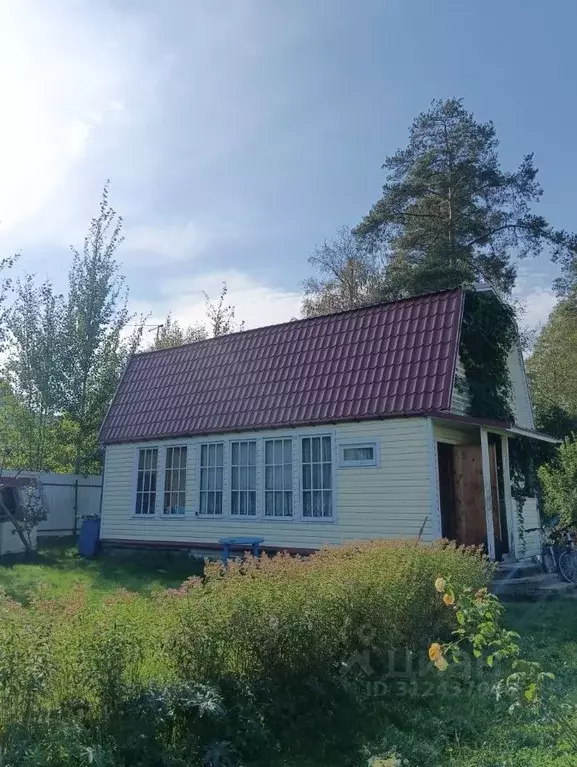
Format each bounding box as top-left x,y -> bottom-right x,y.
122,219 -> 238,265
132,270 -> 302,330
518,287 -> 557,329
513,265 -> 559,330
0,0 -> 146,240
123,222 -> 210,264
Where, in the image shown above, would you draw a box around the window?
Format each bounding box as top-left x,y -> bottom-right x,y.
135,447 -> 158,515
264,438 -> 293,517
339,442 -> 378,467
302,436 -> 332,519
230,440 -> 257,516
199,442 -> 224,515
163,446 -> 187,515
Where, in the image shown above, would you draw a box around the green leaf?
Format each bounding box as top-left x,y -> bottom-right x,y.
524,683 -> 537,702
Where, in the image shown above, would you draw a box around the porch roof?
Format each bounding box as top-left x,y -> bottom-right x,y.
429,411 -> 560,443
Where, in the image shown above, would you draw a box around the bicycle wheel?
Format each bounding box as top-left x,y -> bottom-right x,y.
542,546 -> 557,575
558,549 -> 577,583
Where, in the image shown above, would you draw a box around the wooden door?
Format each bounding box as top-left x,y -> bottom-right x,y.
453,445 -> 487,547
453,444 -> 502,550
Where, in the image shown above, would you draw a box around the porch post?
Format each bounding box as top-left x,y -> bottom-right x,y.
480,428 -> 496,560
500,434 -> 517,559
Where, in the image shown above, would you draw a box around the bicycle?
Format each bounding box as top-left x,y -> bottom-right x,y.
527,522 -> 577,584
558,534 -> 577,584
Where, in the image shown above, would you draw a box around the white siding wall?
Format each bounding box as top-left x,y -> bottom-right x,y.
100,418 -> 435,550
516,498 -> 540,558
434,422 -> 479,445
507,343 -> 535,429
450,356 -> 470,416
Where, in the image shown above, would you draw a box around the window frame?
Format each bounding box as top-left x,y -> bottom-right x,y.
262,436 -> 296,521
337,440 -> 379,468
196,440 -> 226,518
299,432 -> 336,523
162,444 -> 189,516
132,446 -> 160,517
129,431 -> 340,523
229,439 -> 258,519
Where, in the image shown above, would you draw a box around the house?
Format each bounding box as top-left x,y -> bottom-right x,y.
98,287 -> 556,561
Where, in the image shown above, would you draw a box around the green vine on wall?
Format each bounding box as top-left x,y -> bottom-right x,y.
459,290 -> 532,551
458,291 -> 517,422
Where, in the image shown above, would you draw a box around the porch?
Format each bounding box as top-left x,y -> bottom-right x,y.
432,416 -> 558,561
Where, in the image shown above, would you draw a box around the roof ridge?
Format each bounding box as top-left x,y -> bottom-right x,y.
133,286 -> 463,360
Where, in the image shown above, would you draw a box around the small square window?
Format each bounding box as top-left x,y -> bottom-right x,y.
338,442 -> 378,467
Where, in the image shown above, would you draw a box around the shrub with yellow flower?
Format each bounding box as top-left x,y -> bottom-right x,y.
428,577 -> 565,737
434,577 -> 446,593
428,642 -> 443,662
443,592 -> 455,606
434,655 -> 448,672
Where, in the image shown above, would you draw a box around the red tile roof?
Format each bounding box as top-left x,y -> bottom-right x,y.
99,288 -> 464,444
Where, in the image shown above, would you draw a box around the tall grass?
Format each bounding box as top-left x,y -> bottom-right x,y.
0,540 -> 490,766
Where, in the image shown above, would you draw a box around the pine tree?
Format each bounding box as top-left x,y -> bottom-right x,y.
354,98 -> 576,299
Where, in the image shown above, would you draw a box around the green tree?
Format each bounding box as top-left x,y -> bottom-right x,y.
539,436 -> 577,525
526,299 -> 577,438
203,282 -> 244,337
354,98 -> 576,300
60,183 -> 144,474
301,227 -> 383,317
148,313 -> 208,351
3,184 -> 144,474
4,277 -> 66,471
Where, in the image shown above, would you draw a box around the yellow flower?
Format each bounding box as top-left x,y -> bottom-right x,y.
434,655 -> 449,672
428,642 -> 443,662
443,592 -> 455,606
475,587 -> 488,599
435,577 -> 446,593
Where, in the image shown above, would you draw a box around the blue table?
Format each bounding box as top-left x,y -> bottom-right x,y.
219,536 -> 265,565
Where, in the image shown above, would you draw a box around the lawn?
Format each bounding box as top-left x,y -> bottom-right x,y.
445,600 -> 577,766
0,537 -> 204,603
1,541 -> 577,765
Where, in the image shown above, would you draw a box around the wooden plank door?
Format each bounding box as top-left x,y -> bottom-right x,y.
453,445 -> 487,547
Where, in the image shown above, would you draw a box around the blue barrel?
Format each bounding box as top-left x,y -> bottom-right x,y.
78,518 -> 101,557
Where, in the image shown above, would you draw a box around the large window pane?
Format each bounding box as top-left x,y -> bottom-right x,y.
163,446 -> 187,515
301,436 -> 332,519
199,443 -> 224,515
230,440 -> 257,516
264,438 -> 293,517
135,447 -> 158,515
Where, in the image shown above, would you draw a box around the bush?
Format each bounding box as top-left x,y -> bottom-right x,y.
539,435 -> 577,525
0,539 -> 491,766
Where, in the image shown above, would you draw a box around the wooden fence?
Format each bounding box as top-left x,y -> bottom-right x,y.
2,471 -> 103,536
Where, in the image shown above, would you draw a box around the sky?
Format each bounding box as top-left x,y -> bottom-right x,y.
0,0 -> 576,334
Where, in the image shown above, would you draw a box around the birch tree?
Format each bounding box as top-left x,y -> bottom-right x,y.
60,183 -> 145,474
